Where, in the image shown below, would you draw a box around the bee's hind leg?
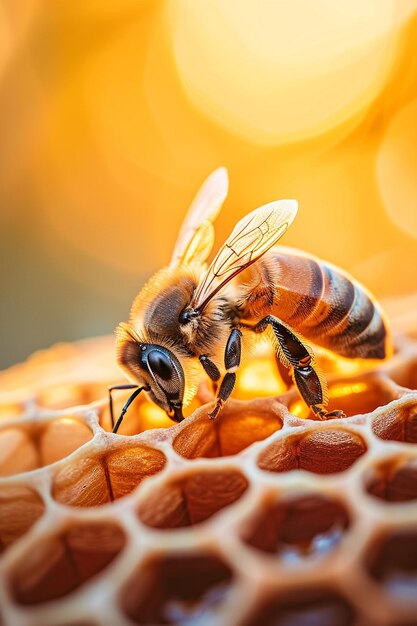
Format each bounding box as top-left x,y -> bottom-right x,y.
311,405 -> 345,420
247,315 -> 345,420
292,366 -> 344,420
207,329 -> 242,420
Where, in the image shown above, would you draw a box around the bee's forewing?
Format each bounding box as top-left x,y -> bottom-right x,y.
169,167 -> 229,268
192,199 -> 298,311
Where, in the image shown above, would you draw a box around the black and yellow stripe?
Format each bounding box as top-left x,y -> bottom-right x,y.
267,250 -> 390,360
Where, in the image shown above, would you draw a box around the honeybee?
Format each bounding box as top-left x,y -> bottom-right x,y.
109,168 -> 392,432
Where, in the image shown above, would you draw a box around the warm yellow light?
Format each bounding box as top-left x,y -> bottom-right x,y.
329,382 -> 368,399
377,98 -> 417,241
0,2 -> 38,82
169,0 -> 403,144
140,402 -> 173,430
236,358 -> 287,399
290,401 -> 310,419
331,360 -> 370,376
290,381 -> 369,418
0,404 -> 22,421
57,417 -> 82,426
2,0 -> 417,376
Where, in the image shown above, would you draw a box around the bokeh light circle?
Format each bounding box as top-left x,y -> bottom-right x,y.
377,97 -> 417,240
169,0 -> 402,145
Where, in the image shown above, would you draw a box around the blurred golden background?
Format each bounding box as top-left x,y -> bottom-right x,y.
1,0 -> 417,370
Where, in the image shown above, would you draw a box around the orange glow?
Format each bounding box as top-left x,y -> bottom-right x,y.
169,0 -> 406,144
0,404 -> 23,422
236,357 -> 287,399
329,382 -> 368,399
377,97 -> 417,240
313,350 -> 388,377
139,402 -> 174,430
290,401 -> 310,419
290,382 -> 372,419
0,2 -> 416,371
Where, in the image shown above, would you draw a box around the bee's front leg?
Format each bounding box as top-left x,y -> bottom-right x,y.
108,383 -> 139,430
111,386 -> 148,433
248,315 -> 345,420
207,329 -> 242,420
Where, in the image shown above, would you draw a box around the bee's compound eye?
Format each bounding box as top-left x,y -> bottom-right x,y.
146,346 -> 184,405
147,350 -> 174,381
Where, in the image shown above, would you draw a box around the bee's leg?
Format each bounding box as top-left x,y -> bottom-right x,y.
208,329 -> 242,420
292,366 -> 344,420
112,386 -> 147,434
275,354 -> 293,388
249,316 -> 345,420
199,355 -> 221,394
108,384 -> 138,430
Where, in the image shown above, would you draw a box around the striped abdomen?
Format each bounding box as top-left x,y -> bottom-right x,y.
268,248 -> 391,359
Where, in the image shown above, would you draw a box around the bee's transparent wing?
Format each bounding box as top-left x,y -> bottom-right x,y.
192,200 -> 298,311
169,167 -> 229,269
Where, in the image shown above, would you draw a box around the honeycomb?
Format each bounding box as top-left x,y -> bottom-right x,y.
0,325 -> 417,626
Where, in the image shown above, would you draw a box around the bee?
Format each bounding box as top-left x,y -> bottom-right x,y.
109,168 -> 392,432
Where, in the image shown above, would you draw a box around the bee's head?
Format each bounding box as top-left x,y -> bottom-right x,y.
116,329 -> 185,422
